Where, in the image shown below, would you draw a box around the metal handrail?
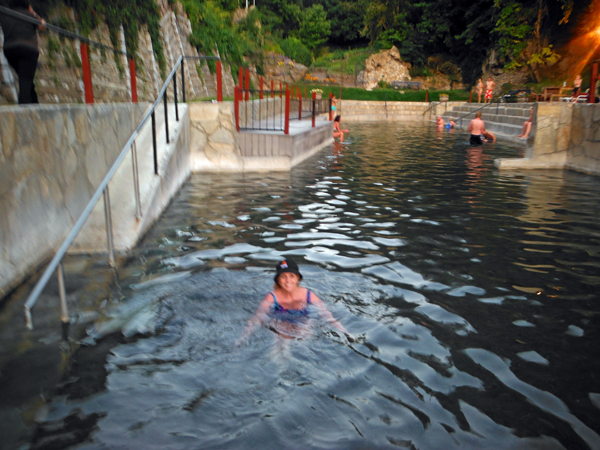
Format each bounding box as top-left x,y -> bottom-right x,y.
23,55 -> 189,329
422,101 -> 440,116
453,96 -> 504,129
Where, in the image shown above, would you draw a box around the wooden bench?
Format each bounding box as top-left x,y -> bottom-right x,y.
535,86 -> 560,102
550,87 -> 573,102
391,80 -> 422,90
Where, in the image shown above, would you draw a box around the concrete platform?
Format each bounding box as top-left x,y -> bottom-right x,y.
238,115 -> 333,171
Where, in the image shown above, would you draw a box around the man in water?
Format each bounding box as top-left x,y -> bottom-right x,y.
468,112 -> 485,146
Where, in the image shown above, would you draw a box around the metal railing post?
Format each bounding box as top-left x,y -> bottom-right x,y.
58,263 -> 69,323
217,60 -> 223,102
285,87 -> 290,135
174,72 -> 179,122
152,110 -> 158,175
163,93 -> 170,144
129,58 -> 138,103
182,59 -> 186,103
299,91 -> 302,121
80,42 -> 94,104
103,187 -> 115,267
234,86 -> 240,131
312,92 -> 316,128
260,76 -> 264,100
131,141 -> 142,219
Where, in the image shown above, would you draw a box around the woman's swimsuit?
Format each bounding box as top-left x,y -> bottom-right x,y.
271,290 -> 312,316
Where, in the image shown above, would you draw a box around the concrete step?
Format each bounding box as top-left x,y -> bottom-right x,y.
451,105 -> 532,118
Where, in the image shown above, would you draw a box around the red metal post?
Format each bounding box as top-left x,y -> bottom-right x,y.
469,90 -> 472,103
589,61 -> 598,104
425,90 -> 429,102
271,79 -> 274,98
260,76 -> 264,99
129,58 -> 138,103
216,60 -> 223,102
284,87 -> 290,135
80,43 -> 94,104
299,91 -> 302,121
312,92 -> 316,128
234,87 -> 240,132
280,82 -> 282,98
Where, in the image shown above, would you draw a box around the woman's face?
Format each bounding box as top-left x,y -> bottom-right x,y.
277,272 -> 300,291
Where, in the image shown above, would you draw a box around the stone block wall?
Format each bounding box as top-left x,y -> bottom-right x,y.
190,102 -> 242,171
0,103 -> 148,297
567,104 -> 600,175
338,100 -> 440,122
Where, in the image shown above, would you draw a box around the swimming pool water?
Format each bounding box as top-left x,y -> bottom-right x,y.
8,123 -> 600,449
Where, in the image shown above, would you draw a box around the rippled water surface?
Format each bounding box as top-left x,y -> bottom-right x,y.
19,124 -> 600,449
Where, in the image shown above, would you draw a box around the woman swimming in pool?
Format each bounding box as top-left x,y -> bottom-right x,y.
238,258 -> 351,342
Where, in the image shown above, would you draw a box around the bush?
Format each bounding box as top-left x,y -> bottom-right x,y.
280,37 -> 312,67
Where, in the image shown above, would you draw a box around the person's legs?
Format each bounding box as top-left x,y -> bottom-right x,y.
4,46 -> 39,104
522,121 -> 532,138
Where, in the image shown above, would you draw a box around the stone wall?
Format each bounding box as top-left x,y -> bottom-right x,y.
567,104 -> 600,174
337,100 -> 459,122
0,103 -> 148,297
495,102 -> 600,175
361,46 -> 411,91
190,102 -> 242,172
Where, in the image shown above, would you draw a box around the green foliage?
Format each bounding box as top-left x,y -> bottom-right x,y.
257,0 -> 302,38
312,47 -> 372,74
296,83 -> 471,102
294,4 -> 331,52
182,0 -> 263,71
328,0 -> 366,44
493,0 -> 572,81
280,38 -> 312,66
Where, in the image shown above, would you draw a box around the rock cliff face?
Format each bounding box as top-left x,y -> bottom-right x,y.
361,46 -> 411,90
0,0 -> 235,104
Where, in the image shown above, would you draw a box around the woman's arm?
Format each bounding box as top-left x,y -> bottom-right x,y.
310,292 -> 349,335
237,294 -> 273,344
29,6 -> 45,30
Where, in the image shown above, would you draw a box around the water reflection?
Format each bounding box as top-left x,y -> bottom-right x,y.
4,123 -> 600,450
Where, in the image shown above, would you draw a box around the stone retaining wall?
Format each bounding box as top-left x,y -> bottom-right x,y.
338,100 -> 463,122
0,103 -> 148,297
495,103 -> 600,175
567,104 -> 600,175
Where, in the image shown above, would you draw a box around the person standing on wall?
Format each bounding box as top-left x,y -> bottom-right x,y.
484,77 -> 495,104
476,78 -> 484,103
571,74 -> 582,102
0,0 -> 45,104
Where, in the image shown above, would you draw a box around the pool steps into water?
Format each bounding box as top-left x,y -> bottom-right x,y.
441,103 -> 534,139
